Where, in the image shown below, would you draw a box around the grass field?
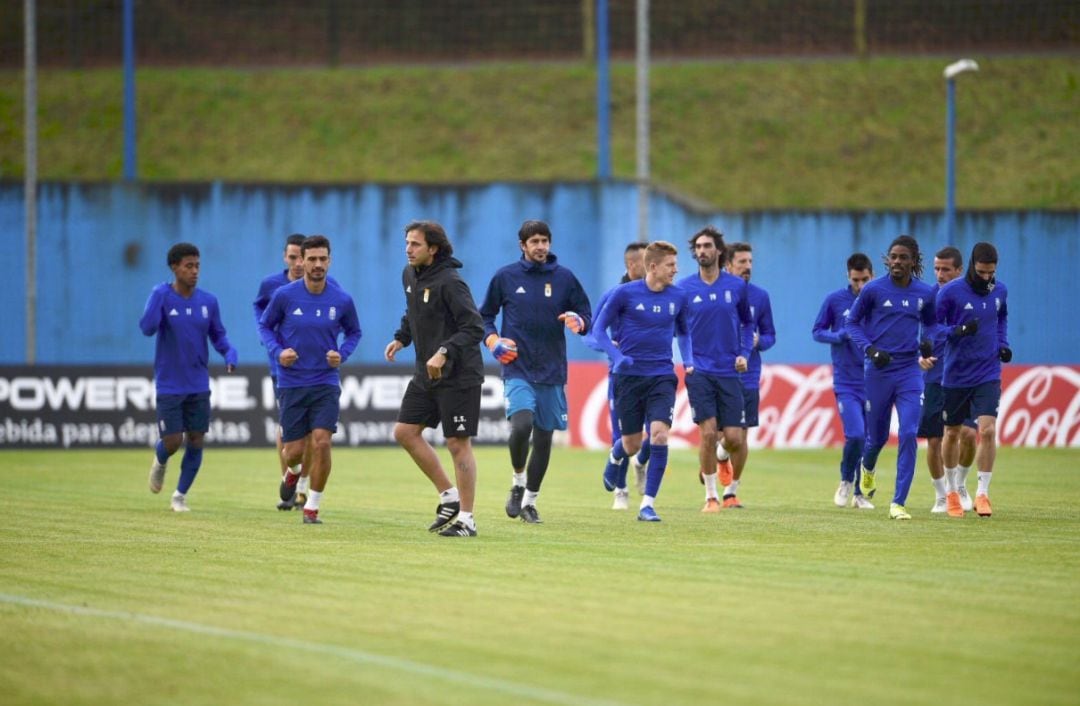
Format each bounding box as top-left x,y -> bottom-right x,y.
1,57 -> 1077,208
2,446 -> 1077,705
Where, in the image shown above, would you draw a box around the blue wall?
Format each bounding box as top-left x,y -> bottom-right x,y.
1,181 -> 1077,366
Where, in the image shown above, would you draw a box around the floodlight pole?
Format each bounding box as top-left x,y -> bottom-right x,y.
25,0 -> 37,364
635,0 -> 649,242
944,58 -> 978,243
596,0 -> 611,180
123,0 -> 137,180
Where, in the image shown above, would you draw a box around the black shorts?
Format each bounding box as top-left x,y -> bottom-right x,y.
397,380 -> 482,438
943,380 -> 1001,426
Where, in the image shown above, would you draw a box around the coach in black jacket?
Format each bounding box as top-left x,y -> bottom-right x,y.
385,220 -> 485,537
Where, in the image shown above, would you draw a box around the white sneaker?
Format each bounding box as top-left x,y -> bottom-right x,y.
852,495 -> 875,510
149,457 -> 167,494
612,489 -> 630,511
931,496 -> 949,513
631,457 -> 647,496
834,481 -> 853,507
957,485 -> 974,511
170,492 -> 190,512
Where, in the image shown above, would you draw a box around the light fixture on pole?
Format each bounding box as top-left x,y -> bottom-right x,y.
944,58 -> 978,243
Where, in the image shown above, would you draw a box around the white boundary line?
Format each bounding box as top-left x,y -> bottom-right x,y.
0,593 -> 625,706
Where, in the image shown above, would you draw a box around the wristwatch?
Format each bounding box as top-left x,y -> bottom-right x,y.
436,346 -> 448,356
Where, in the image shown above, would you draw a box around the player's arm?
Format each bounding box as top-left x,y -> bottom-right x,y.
844,288 -> 872,354
257,291 -> 287,363
207,298 -> 238,372
589,291 -> 628,365
443,278 -> 486,356
478,274 -> 503,341
997,289 -> 1011,361
756,295 -> 777,351
812,295 -> 846,345
138,283 -> 170,336
336,296 -> 363,363
253,279 -> 271,326
675,303 -> 693,371
559,275 -> 593,335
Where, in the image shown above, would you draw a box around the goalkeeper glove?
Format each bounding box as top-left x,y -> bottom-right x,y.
558,311 -> 585,334
999,347 -> 1013,363
866,346 -> 891,370
956,318 -> 979,337
484,334 -> 518,365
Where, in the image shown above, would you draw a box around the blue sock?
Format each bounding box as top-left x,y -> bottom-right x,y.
841,437 -> 863,483
615,456 -> 630,487
155,439 -> 170,465
862,444 -> 881,472
644,444 -> 668,498
176,446 -> 203,494
610,438 -> 627,462
637,436 -> 652,465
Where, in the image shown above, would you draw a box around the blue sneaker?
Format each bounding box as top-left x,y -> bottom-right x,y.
602,454 -> 620,492
637,506 -> 661,522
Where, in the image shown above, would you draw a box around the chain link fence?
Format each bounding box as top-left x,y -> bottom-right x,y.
2,0 -> 1076,68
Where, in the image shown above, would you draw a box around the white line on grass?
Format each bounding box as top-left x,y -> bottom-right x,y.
0,592 -> 625,706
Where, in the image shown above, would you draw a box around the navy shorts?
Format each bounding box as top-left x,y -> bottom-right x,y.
943,380 -> 1001,426
741,387 -> 761,428
156,391 -> 211,437
613,373 -> 677,435
398,380 -> 482,438
278,384 -> 340,442
685,371 -> 745,428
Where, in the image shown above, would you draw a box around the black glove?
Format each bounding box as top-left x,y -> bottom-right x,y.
999,347 -> 1013,363
919,338 -> 933,358
956,318 -> 979,337
866,346 -> 891,370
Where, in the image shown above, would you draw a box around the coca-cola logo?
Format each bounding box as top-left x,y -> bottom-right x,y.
568,362 -> 1080,449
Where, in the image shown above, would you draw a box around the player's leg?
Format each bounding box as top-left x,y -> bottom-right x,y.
604,374 -> 646,492
438,384 -> 482,536
860,369 -> 894,500
637,374 -> 677,521
516,384 -> 565,523
149,394 -> 186,494
605,374 -> 632,503
942,385 -> 976,517
277,387 -> 312,505
168,392 -> 211,512
394,381 -> 460,533
956,421 -> 978,510
889,369 -> 923,519
835,390 -> 865,507
918,382 -> 949,512
503,379 -> 536,518
971,381 -> 1002,517
714,377 -> 743,488
686,371 -> 720,509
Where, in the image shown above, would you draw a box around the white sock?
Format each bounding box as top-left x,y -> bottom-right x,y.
977,471 -> 992,496
512,471 -> 526,488
523,490 -> 539,507
944,466 -> 959,492
289,463 -> 301,475
304,490 -> 322,511
724,480 -> 741,496
172,490 -> 184,500
440,487 -> 460,504
716,442 -> 730,461
958,464 -> 972,486
297,475 -> 310,494
932,477 -> 947,499
703,472 -> 719,499
457,511 -> 475,528
640,495 -> 655,509
633,450 -> 647,466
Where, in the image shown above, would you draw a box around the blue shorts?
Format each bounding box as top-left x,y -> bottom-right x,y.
741,387 -> 761,428
685,371 -> 745,428
613,373 -> 677,435
504,379 -> 568,432
156,391 -> 211,437
278,384 -> 340,442
919,382 -> 978,438
943,380 -> 1001,426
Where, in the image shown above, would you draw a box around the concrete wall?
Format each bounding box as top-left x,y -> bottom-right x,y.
1,181 -> 1076,366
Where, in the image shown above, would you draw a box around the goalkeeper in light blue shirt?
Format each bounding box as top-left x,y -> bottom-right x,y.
140,242 -> 237,513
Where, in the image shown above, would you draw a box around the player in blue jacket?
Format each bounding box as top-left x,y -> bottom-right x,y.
258,235 -> 362,524
585,242 -> 651,509
140,242 -> 238,512
845,235 -> 936,520
724,242 -> 776,508
680,227 -> 753,513
936,242 -> 1010,518
812,252 -> 875,510
917,246 -> 978,514
592,241 -> 693,523
479,220 -> 592,524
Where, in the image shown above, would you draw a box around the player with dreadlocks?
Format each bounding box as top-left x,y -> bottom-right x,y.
844,235 -> 936,520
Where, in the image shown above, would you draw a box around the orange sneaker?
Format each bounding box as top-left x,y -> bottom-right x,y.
722,494 -> 743,509
975,494 -> 992,517
702,498 -> 721,513
946,491 -> 964,518
717,459 -> 734,487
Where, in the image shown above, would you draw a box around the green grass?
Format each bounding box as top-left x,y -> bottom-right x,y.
2,446 -> 1077,705
1,57 -> 1077,208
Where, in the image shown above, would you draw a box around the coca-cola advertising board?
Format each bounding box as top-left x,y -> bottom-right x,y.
567,363 -> 1080,449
